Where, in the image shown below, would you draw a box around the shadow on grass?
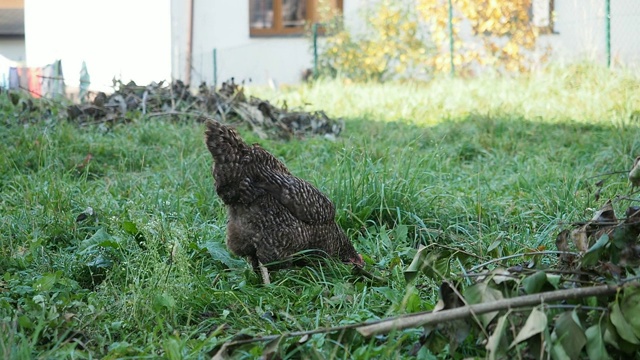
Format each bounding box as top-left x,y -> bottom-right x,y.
331,113 -> 640,251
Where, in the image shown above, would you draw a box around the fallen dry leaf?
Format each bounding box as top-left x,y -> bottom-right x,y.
591,200 -> 616,224
76,153 -> 93,171
570,227 -> 589,253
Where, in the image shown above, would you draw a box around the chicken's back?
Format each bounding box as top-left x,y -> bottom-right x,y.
204,120 -> 258,205
204,119 -> 249,164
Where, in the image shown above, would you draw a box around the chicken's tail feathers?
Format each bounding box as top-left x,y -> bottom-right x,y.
203,118 -> 248,161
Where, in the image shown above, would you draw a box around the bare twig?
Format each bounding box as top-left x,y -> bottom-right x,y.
622,275 -> 640,283
467,251 -> 579,272
465,267 -> 595,278
615,195 -> 640,203
211,281 -> 637,350
463,269 -> 601,286
141,90 -> 148,115
145,111 -> 204,118
356,282 -> 634,337
431,243 -> 484,261
583,171 -> 628,180
541,304 -> 608,312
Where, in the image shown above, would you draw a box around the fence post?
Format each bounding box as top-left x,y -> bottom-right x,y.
605,0 -> 611,67
448,0 -> 455,77
213,48 -> 217,88
313,23 -> 319,78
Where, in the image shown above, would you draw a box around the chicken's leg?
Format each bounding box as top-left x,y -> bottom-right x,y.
259,263 -> 271,285
248,255 -> 271,285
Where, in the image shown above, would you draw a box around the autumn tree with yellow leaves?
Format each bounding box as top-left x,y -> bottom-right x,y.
316,1 -> 431,82
418,0 -> 549,75
317,0 -> 549,80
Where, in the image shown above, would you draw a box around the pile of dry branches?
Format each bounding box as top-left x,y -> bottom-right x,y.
67,79 -> 344,140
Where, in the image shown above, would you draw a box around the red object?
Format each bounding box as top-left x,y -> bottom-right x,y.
29,68 -> 42,98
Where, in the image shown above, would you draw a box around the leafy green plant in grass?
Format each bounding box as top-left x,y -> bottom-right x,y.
387,170 -> 640,358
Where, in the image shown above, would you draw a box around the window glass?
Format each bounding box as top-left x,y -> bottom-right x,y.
282,0 -> 307,28
250,0 -> 273,29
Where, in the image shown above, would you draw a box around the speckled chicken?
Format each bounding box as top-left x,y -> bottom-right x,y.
204,120 -> 363,283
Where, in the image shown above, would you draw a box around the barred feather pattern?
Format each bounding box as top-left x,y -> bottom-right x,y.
204,119 -> 362,269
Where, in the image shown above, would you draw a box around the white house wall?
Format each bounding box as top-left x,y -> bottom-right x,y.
184,0 -> 314,87
538,0 -> 607,63
342,0 -> 369,36
609,0 -> 640,66
0,37 -> 25,62
190,0 -> 252,86
189,37 -> 311,87
171,0 -> 189,84
530,0 -> 639,67
25,0 -> 172,92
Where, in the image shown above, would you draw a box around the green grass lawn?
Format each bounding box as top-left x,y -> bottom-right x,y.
1,63 -> 640,359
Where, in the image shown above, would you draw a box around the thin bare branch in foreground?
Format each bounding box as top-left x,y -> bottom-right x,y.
356,282 -> 631,337
212,281 -> 636,353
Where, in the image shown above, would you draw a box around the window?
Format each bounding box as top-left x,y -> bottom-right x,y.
250,0 -> 343,37
531,0 -> 555,34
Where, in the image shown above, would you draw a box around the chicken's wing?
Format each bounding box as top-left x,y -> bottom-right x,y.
254,169 -> 336,224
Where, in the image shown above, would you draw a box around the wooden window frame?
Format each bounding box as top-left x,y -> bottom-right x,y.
250,0 -> 343,37
532,0 -> 556,35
